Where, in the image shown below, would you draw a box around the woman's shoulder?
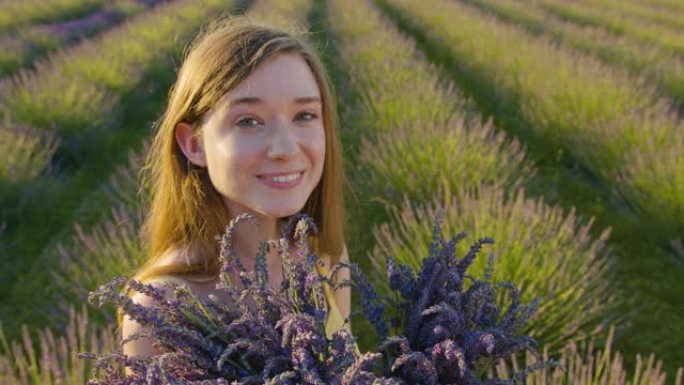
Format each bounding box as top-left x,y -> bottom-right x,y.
134,248 -> 216,306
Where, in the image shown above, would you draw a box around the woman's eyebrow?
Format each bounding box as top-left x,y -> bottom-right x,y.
293,96 -> 321,104
228,96 -> 321,107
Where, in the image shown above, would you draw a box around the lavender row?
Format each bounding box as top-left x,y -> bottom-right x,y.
635,0 -> 684,13
250,0 -> 313,23
326,0 -> 618,355
564,0 -> 684,30
463,0 -> 684,110
386,0 -> 684,248
0,0 -> 105,33
0,0 -> 228,186
0,0 -> 172,78
536,0 -> 684,56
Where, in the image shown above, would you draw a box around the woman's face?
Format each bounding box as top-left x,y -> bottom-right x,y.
186,52 -> 326,224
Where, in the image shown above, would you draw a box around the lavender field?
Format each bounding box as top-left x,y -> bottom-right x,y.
0,0 -> 682,383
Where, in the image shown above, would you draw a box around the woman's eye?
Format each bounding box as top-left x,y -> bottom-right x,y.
236,117 -> 260,128
295,112 -> 318,122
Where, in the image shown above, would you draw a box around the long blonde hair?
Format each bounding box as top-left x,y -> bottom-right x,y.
117,16 -> 348,331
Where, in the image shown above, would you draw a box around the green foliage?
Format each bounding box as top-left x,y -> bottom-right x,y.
0,122 -> 59,184
51,146 -> 148,327
358,117 -> 531,204
0,0 -> 104,33
2,73 -> 119,136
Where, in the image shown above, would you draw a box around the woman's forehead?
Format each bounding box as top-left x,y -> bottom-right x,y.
222,52 -> 321,108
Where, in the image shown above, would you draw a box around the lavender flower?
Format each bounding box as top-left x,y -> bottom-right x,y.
331,260 -> 389,340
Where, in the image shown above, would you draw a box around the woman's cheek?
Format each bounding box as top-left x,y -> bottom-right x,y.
204,138 -> 238,179
225,138 -> 266,175
300,124 -> 325,148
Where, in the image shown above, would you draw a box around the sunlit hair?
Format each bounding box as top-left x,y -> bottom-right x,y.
116,16 -> 348,331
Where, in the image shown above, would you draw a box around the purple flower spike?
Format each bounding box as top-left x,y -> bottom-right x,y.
217,213 -> 261,289
386,256 -> 416,300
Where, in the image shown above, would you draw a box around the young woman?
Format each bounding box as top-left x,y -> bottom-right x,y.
118,16 -> 352,362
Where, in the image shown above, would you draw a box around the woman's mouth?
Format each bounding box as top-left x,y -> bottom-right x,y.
257,171 -> 304,189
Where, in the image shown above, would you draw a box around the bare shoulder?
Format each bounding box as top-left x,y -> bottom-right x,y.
121,280 -> 172,371
121,248 -> 193,359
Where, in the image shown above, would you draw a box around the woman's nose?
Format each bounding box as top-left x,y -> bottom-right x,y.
266,120 -> 300,159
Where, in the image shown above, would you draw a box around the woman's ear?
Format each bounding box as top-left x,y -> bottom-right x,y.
175,122 -> 208,167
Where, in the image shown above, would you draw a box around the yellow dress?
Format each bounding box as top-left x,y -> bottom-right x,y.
313,262 -> 348,339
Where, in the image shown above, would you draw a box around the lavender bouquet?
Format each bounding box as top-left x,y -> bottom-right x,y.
78,211 -> 553,384
340,209 -> 555,384
78,213 -> 372,384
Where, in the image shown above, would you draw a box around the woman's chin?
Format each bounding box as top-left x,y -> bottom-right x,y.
271,207 -> 306,220
250,205 -> 307,223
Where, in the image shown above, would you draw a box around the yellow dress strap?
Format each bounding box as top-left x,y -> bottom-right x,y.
314,262 -> 346,338
315,262 -> 361,355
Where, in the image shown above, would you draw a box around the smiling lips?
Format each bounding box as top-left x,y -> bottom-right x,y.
257,171 -> 304,189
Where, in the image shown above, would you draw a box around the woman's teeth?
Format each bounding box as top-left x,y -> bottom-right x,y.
266,173 -> 301,183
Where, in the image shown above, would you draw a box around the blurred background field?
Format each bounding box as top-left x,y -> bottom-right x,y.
0,0 -> 682,383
